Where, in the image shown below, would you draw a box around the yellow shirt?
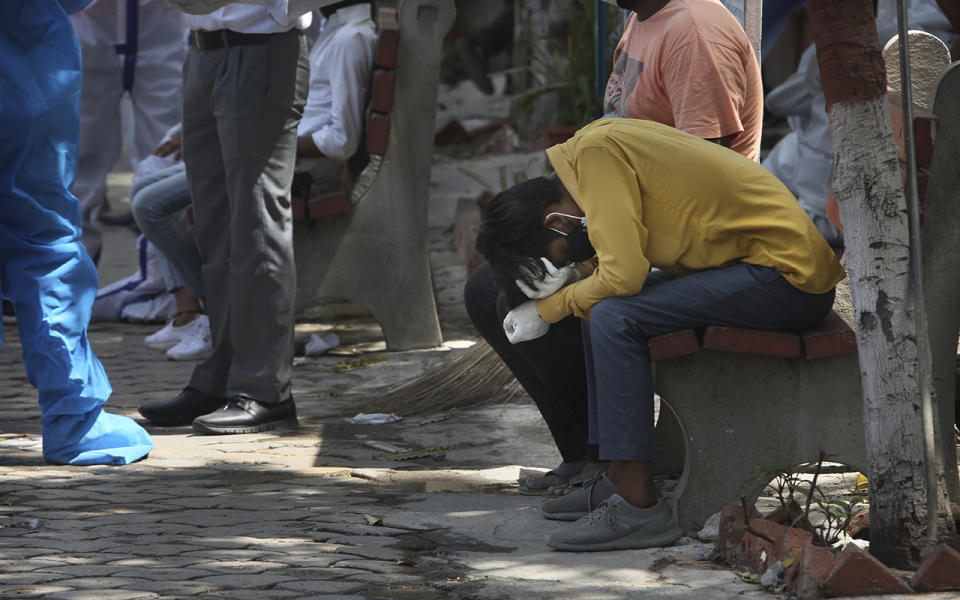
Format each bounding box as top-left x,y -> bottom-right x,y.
537,118 -> 845,323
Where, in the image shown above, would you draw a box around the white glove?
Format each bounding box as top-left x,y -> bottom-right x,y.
503,301 -> 550,344
515,257 -> 580,299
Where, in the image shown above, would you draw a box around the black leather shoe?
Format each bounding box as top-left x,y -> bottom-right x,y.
138,387 -> 228,426
192,396 -> 298,435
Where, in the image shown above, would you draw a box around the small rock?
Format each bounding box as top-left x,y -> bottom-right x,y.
760,561 -> 785,588
698,511 -> 721,541
693,546 -> 715,561
363,514 -> 382,526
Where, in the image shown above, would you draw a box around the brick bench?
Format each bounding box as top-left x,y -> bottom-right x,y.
648,312 -> 866,531
292,0 -> 454,350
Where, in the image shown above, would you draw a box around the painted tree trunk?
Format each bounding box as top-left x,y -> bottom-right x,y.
807,0 -> 958,567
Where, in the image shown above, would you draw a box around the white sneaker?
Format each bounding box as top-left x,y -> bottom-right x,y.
145,313 -> 206,349
165,315 -> 212,361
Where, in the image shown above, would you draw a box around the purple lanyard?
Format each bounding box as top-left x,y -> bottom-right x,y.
113,0 -> 138,92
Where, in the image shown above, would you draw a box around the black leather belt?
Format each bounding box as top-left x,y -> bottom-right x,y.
189,29 -> 296,50
320,0 -> 369,18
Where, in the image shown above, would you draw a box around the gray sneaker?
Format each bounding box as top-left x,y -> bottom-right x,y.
546,495 -> 683,551
541,473 -> 617,521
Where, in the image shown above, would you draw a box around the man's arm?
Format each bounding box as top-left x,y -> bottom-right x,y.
154,130 -> 183,160
297,135 -> 324,157
537,146 -> 652,323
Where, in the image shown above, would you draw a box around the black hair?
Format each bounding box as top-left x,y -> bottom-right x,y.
475,176 -> 562,307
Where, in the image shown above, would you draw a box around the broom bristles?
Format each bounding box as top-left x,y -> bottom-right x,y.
358,340 -> 525,415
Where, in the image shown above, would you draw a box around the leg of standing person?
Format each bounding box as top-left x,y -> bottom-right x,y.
464,263 -> 592,485
185,31 -> 309,434
0,0 -> 152,465
72,62 -> 124,263
128,59 -> 184,167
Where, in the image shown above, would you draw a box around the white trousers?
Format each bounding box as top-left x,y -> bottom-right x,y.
72,58 -> 182,219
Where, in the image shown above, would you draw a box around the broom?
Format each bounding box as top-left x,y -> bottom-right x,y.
358,339 -> 524,415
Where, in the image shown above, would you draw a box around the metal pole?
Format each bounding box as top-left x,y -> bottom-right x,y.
895,0 -> 939,548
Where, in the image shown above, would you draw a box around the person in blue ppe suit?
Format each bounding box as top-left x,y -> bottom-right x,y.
0,0 -> 153,465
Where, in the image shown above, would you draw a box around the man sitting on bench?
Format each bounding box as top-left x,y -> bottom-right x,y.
475,118 -> 845,551
466,0 -> 764,495
295,0 -> 377,197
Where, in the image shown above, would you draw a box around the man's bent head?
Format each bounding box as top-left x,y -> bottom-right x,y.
476,176 -> 564,306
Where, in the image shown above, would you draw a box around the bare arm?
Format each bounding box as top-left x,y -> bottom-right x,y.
153,131 -> 182,160
296,135 -> 325,158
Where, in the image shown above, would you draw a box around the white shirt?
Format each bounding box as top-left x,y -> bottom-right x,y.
184,1 -> 336,33
296,4 -> 376,161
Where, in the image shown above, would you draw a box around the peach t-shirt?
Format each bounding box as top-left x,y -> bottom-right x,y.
604,0 -> 763,160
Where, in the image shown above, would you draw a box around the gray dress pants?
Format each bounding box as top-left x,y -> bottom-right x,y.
181,30 -> 309,404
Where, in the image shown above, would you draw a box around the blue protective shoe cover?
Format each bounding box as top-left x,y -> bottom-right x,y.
43,407 -> 153,466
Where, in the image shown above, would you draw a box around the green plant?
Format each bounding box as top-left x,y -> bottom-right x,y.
511,0 -> 605,127
747,452 -> 866,547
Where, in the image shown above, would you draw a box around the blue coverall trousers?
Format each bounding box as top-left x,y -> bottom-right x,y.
0,0 -> 153,465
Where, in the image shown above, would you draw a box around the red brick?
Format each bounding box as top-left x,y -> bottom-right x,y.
911,543 -> 960,592
717,502 -> 756,561
764,498 -> 804,524
777,526 -> 814,565
374,9 -> 399,69
820,543 -> 913,597
739,518 -> 785,572
801,312 -> 857,359
649,329 -> 699,361
844,507 -> 870,540
794,543 -> 836,600
702,326 -> 803,358
367,113 -> 390,156
785,548 -> 801,588
370,69 -> 395,114
721,511 -> 785,574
